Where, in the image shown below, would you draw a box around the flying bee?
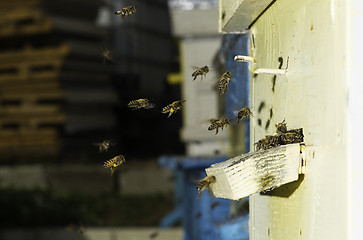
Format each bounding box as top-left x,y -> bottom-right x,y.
103,155 -> 126,175
275,119 -> 288,134
99,48 -> 114,64
115,6 -> 136,20
161,100 -> 185,117
192,66 -> 209,81
128,98 -> 155,110
237,107 -> 254,123
196,175 -> 216,198
208,117 -> 230,135
94,140 -> 115,152
280,128 -> 304,144
218,71 -> 232,94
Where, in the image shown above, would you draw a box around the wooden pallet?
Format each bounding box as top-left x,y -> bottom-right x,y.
0,44 -> 69,83
0,128 -> 60,157
0,7 -> 52,37
0,90 -> 65,114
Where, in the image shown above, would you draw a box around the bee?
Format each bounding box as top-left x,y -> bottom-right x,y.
149,231 -> 159,239
115,6 -> 136,20
255,137 -> 267,151
210,202 -> 220,210
208,117 -> 230,134
280,128 -> 304,144
94,140 -> 114,152
66,223 -> 87,234
275,119 -> 288,134
161,100 -> 185,117
255,135 -> 281,151
196,175 -> 216,198
103,155 -> 126,175
266,135 -> 282,148
237,107 -> 254,123
192,66 -> 209,81
218,71 -> 232,94
99,48 -> 114,64
128,98 -> 155,110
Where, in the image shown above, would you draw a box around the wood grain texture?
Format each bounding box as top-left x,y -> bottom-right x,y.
205,143 -> 301,200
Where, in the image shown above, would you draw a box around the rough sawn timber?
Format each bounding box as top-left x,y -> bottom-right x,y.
205,143 -> 302,200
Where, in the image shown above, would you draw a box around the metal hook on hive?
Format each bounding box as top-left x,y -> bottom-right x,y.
234,55 -> 288,75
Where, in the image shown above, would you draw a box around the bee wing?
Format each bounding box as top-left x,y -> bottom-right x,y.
144,103 -> 155,109
191,65 -> 201,70
232,110 -> 240,116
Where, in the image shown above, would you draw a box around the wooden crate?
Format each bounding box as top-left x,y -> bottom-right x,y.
0,128 -> 61,158
0,44 -> 69,83
0,6 -> 52,37
0,91 -> 65,114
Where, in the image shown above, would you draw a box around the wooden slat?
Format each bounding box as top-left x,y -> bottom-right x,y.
0,113 -> 65,126
0,7 -> 52,36
205,143 -> 304,200
0,44 -> 68,82
0,44 -> 69,62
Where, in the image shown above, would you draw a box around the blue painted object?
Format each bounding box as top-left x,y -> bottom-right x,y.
159,156 -> 231,240
222,34 -> 251,151
217,215 -> 249,240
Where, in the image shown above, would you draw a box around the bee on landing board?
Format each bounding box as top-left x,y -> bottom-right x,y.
161,100 -> 185,117
115,6 -> 136,20
218,71 -> 232,94
103,155 -> 126,175
237,107 -> 254,123
196,175 -> 216,198
94,140 -> 115,152
208,117 -> 230,134
280,128 -> 304,144
192,66 -> 209,81
275,119 -> 288,134
128,98 -> 155,110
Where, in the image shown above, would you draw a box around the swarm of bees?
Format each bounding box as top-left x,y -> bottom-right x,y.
161,100 -> 186,118
128,98 -> 155,110
255,120 -> 304,151
192,66 -> 210,81
115,6 -> 136,20
196,175 -> 216,198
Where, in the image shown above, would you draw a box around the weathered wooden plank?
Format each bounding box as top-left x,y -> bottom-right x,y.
219,0 -> 274,33
205,143 -> 303,200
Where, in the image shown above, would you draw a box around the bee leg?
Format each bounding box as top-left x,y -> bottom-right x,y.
168,110 -> 173,118
215,128 -> 219,135
226,85 -> 228,93
197,191 -> 202,199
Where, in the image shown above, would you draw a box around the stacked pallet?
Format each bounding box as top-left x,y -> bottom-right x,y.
0,0 -> 117,160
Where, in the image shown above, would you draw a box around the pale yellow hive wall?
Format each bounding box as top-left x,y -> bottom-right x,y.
248,0 -> 350,239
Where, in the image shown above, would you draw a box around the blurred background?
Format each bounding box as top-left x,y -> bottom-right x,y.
0,0 -> 249,239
